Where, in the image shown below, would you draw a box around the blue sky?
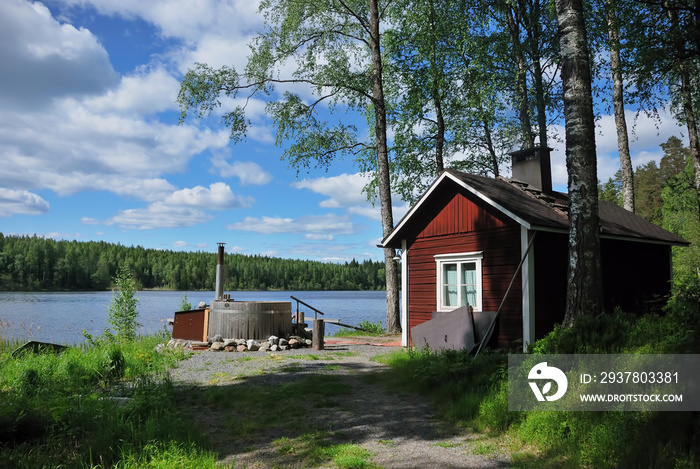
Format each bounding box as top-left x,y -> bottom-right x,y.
0,0 -> 690,261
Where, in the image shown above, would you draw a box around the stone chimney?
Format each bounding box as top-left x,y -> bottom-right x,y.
509,146 -> 553,194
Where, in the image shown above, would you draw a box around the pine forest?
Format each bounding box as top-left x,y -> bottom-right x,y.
0,234 -> 386,292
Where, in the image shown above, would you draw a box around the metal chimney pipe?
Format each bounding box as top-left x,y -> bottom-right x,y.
215,242 -> 225,300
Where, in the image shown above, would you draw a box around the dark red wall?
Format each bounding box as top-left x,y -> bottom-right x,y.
532,232 -> 674,340
403,184 -> 676,349
406,191 -> 523,348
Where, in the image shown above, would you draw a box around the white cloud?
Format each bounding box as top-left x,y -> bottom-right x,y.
58,0 -> 263,44
0,1 -> 239,206
84,67 -> 181,115
293,172 -> 411,222
304,234 -> 334,241
548,107 -> 688,191
211,154 -> 273,186
104,182 -> 252,229
164,182 -> 253,209
0,0 -> 118,110
228,214 -> 360,235
0,188 -> 50,217
294,173 -> 371,208
106,202 -> 212,230
81,217 -> 99,225
173,240 -> 187,248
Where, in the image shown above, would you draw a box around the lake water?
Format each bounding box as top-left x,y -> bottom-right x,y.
0,290 -> 389,345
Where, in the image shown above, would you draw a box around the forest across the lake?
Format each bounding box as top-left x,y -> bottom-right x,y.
0,234 -> 386,292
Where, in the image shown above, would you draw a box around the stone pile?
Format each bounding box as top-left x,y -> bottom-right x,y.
165,334 -> 314,352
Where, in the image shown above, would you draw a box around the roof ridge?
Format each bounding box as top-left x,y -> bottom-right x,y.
499,176 -> 569,217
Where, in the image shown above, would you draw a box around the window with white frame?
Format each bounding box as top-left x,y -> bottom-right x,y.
435,252 -> 483,311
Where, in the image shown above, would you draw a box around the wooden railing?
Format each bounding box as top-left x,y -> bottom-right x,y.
289,295 -> 325,320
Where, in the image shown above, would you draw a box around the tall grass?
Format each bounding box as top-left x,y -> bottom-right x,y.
0,332 -> 222,468
378,297 -> 700,468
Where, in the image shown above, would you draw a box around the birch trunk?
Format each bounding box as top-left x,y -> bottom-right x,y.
666,3 -> 700,224
555,0 -> 604,326
369,0 -> 401,333
506,6 -> 535,148
605,0 -> 635,212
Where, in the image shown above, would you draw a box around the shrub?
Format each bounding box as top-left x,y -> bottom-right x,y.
358,320 -> 384,334
108,266 -> 140,342
178,293 -> 192,311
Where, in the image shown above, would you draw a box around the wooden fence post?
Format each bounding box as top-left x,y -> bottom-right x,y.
312,318 -> 324,350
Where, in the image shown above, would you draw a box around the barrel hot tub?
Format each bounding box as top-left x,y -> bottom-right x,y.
207,300 -> 293,340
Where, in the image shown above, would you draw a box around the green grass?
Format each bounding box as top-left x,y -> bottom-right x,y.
378,300 -> 700,468
333,320 -> 385,337
0,332 -> 224,468
272,432 -> 379,468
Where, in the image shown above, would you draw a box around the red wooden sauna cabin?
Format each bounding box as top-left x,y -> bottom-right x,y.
381,147 -> 689,351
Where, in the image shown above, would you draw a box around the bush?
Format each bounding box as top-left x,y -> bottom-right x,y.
178,293 -> 192,311
108,266 -> 140,342
358,320 -> 384,334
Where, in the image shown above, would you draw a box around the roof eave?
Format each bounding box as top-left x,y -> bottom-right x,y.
381,172 -> 532,248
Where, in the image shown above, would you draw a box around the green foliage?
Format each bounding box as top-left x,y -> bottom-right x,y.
382,297 -> 700,467
0,335 -> 200,468
178,293 -> 192,311
108,266 -> 140,342
0,234 -> 385,291
357,320 -> 384,334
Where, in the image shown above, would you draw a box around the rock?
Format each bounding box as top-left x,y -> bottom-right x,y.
154,344 -> 165,354
210,334 -> 223,343
191,341 -> 210,348
279,338 -> 289,347
262,343 -> 272,352
237,344 -> 247,352
270,344 -> 279,352
167,339 -> 177,348
268,335 -> 279,345
224,345 -> 236,352
305,339 -> 313,346
223,338 -> 237,347
247,340 -> 260,351
289,338 -> 301,349
197,301 -> 207,308
210,341 -> 225,351
280,345 -> 289,351
235,338 -> 247,346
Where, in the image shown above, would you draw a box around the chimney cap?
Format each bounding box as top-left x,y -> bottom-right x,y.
508,145 -> 553,159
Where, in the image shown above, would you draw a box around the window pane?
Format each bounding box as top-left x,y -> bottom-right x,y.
461,263 -> 476,285
461,285 -> 477,307
444,286 -> 458,306
461,263 -> 477,307
443,264 -> 457,284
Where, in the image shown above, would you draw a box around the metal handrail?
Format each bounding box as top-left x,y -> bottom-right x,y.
289,295 -> 325,320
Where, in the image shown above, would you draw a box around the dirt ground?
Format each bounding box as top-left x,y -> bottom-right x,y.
170,340 -> 512,468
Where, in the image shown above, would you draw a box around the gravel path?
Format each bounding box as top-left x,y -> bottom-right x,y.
170,342 -> 511,468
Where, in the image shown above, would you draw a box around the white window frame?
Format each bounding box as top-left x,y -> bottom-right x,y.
435,251 -> 483,312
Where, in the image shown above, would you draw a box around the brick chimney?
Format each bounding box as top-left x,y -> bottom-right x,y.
509,146 -> 553,194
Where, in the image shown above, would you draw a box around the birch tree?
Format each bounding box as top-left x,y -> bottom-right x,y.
626,0 -> 700,222
177,0 -> 401,332
555,0 -> 604,325
384,0 -> 515,203
605,0 -> 635,212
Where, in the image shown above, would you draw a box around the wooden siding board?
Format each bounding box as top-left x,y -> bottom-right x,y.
407,198 -> 523,348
